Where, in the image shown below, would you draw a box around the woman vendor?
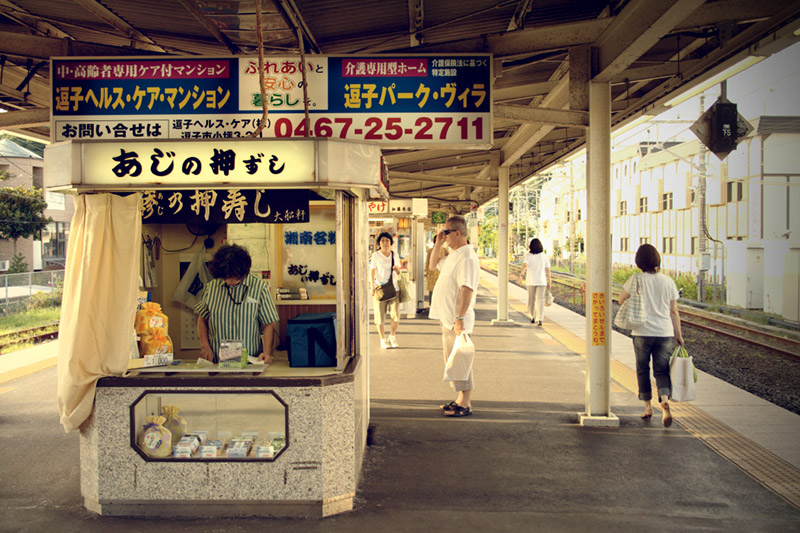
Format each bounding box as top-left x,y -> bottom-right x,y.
196,244 -> 279,364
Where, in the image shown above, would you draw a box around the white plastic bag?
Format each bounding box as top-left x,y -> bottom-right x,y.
545,291 -> 554,307
171,247 -> 211,310
669,345 -> 696,402
443,333 -> 475,382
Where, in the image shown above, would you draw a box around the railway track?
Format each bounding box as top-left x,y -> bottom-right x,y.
678,310 -> 800,363
491,265 -> 800,363
0,323 -> 59,355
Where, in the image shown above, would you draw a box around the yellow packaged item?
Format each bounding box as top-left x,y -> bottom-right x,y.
139,327 -> 173,356
137,415 -> 172,458
161,405 -> 187,445
135,302 -> 169,335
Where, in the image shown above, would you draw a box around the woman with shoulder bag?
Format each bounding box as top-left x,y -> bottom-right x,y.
618,244 -> 684,427
370,232 -> 402,349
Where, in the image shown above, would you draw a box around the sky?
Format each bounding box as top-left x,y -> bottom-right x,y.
612,41 -> 800,150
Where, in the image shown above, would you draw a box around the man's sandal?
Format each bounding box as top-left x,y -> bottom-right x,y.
440,400 -> 459,410
443,405 -> 472,417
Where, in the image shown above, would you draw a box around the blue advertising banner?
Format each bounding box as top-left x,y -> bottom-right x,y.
51,55 -> 492,147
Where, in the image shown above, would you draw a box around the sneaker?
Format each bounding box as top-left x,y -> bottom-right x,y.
388,335 -> 399,348
538,321 -> 543,327
380,338 -> 389,349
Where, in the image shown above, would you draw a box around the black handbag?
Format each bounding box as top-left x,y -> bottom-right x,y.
375,252 -> 397,302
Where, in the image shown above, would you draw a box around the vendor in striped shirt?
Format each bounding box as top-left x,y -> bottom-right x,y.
196,244 -> 279,364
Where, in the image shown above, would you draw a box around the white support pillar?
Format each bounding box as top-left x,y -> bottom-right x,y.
492,156 -> 514,326
579,81 -> 619,427
415,218 -> 426,312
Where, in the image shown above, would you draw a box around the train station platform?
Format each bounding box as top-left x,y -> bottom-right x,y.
1,269 -> 799,531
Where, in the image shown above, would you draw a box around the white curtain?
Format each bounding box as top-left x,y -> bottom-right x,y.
57,193 -> 141,432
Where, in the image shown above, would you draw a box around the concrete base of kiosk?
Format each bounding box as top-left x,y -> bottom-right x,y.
80,357 -> 366,518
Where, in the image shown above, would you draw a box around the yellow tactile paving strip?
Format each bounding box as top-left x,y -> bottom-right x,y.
0,356 -> 57,385
480,278 -> 800,510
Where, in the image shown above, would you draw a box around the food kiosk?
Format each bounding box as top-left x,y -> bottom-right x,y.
46,137 -> 384,517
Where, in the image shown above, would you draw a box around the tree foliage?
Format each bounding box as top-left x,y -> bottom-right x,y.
478,213 -> 497,256
0,187 -> 51,250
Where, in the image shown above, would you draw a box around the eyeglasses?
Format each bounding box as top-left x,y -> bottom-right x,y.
443,229 -> 455,235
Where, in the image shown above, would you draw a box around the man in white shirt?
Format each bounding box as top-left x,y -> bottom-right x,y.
429,215 -> 479,417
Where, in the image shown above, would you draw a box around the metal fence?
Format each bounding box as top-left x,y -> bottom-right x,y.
0,270 -> 65,314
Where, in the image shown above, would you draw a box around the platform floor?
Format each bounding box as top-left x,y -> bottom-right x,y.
1,269 -> 799,531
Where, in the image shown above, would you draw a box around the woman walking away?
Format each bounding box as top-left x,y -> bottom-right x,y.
519,238 -> 551,326
618,244 -> 684,427
370,232 -> 402,349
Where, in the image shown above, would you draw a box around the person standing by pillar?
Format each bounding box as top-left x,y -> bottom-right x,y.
429,215 -> 479,417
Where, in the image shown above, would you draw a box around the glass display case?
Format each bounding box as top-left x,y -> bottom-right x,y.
130,390 -> 288,461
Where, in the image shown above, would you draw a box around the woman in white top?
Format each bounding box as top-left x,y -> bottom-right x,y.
618,243 -> 684,427
518,238 -> 551,326
370,232 -> 401,349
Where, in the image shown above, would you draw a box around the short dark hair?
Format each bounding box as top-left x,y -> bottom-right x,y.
529,238 -> 544,254
635,244 -> 660,273
209,244 -> 252,279
376,232 -> 393,245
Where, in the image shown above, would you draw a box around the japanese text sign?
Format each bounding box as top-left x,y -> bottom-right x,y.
52,55 -> 492,147
81,139 -> 314,187
591,292 -> 606,346
140,189 -> 309,224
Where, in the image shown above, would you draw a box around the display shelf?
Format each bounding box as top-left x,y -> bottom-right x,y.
131,390 -> 288,462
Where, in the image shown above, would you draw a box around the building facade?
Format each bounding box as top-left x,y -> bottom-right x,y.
0,138 -> 73,272
534,116 -> 800,322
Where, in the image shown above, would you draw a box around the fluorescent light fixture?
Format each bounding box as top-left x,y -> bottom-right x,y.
664,56 -> 764,107
370,217 -> 394,222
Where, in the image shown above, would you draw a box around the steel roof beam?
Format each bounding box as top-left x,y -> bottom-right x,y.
390,170 -> 498,189
71,0 -> 166,52
494,104 -> 589,128
0,31 -> 161,60
176,0 -> 243,55
0,108 -> 49,128
592,0 -> 705,83
0,1 -> 73,39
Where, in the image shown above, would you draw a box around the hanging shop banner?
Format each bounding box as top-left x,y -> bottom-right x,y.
51,55 -> 492,147
140,189 -> 310,224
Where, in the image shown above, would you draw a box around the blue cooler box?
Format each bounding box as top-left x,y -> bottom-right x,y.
286,312 -> 337,367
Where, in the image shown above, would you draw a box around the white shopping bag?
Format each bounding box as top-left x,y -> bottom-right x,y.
669,345 -> 696,402
443,333 -> 475,382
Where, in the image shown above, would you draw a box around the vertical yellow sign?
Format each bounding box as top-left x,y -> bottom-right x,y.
591,292 -> 606,346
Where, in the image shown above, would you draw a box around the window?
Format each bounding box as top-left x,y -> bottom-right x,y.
566,211 -> 571,222
691,237 -> 698,255
620,237 -> 629,251
662,237 -> 675,254
690,189 -> 696,204
639,197 -> 648,213
662,192 -> 673,210
619,201 -> 627,215
576,209 -> 582,221
726,181 -> 744,202
42,222 -> 69,263
640,237 -> 649,245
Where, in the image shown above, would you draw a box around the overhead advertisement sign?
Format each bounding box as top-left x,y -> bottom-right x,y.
51,55 -> 492,148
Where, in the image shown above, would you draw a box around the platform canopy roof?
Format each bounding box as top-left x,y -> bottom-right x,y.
0,0 -> 798,211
